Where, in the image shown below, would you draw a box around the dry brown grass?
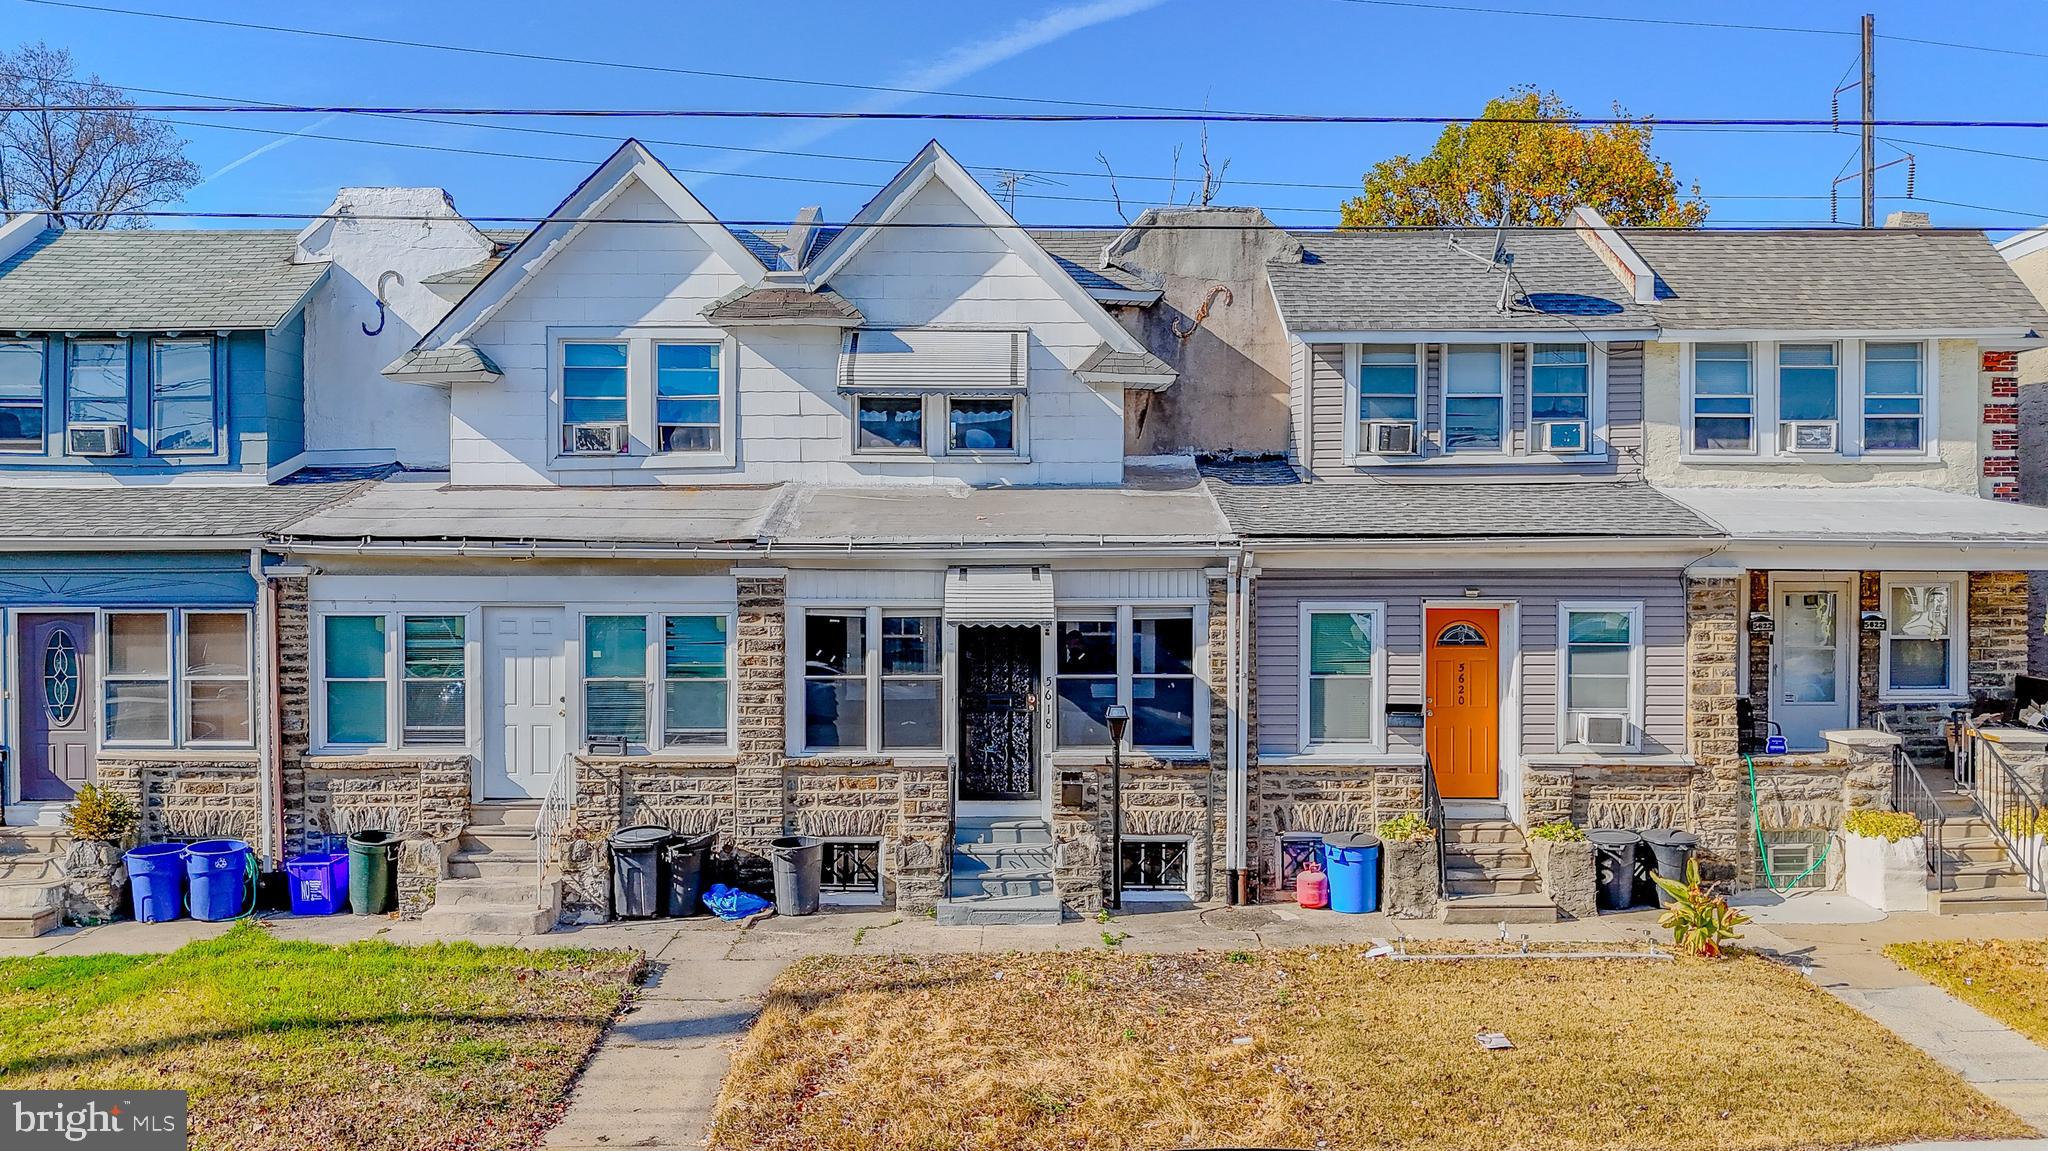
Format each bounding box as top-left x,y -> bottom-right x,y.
1887,938 -> 2048,1049
710,947 -> 2030,1151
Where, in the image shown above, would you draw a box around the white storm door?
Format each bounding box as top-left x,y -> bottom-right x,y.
1771,583 -> 1852,751
482,608 -> 568,799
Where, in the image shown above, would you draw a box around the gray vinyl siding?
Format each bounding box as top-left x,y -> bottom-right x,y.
1302,340 -> 1646,479
1288,336 -> 1308,466
1255,568 -> 1687,757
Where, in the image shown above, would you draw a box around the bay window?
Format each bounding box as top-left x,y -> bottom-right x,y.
1881,577 -> 1962,698
1559,603 -> 1643,751
1300,605 -> 1381,750
801,609 -> 940,753
0,338 -> 44,450
1692,343 -> 1754,452
66,339 -> 128,429
1863,342 -> 1925,453
149,337 -> 216,454
1442,345 -> 1505,453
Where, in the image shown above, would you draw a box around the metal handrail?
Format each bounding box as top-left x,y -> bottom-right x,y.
1875,714 -> 1946,892
532,761 -> 575,897
1420,754 -> 1446,894
1961,725 -> 2048,904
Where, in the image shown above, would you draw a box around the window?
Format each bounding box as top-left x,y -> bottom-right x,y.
1883,578 -> 1962,698
1120,838 -> 1191,894
820,840 -> 882,901
1055,617 -> 1118,747
946,396 -> 1016,453
1132,615 -> 1196,748
1560,604 -> 1643,749
1442,345 -> 1504,452
401,616 -> 466,746
1302,606 -> 1381,749
655,342 -> 721,453
1778,343 -> 1839,422
104,611 -> 171,744
66,339 -> 128,428
561,342 -> 629,452
184,612 -> 250,744
1278,835 -> 1324,891
0,338 -> 44,451
323,615 -> 388,746
1864,342 -> 1925,453
854,395 -> 924,453
1531,343 -> 1590,435
1692,343 -> 1754,452
803,612 -> 867,751
584,615 -> 649,748
662,615 -> 729,748
879,615 -> 941,750
149,337 -> 215,454
1358,343 -> 1419,436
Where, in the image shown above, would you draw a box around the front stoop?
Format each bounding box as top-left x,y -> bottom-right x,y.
0,828 -> 67,938
936,816 -> 1061,926
421,803 -> 562,934
1923,775 -> 2044,915
1439,819 -> 1559,924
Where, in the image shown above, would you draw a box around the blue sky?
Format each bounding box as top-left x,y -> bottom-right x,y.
12,0 -> 2048,231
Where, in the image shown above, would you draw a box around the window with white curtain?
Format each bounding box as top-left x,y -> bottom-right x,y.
183,612 -> 251,744
1882,578 -> 1963,698
104,611 -> 172,744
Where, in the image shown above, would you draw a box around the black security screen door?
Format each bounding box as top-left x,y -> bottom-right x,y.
958,625 -> 1040,801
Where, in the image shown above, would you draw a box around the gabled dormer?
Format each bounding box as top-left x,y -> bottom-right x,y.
0,212 -> 327,480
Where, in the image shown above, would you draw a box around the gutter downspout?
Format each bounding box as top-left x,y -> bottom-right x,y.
1228,554 -> 1254,902
251,548 -> 280,870
1223,553 -> 1241,903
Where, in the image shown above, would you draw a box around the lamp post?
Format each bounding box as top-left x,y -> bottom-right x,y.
1105,704 -> 1129,911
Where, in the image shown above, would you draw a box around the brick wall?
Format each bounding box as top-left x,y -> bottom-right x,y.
1985,350 -> 2021,502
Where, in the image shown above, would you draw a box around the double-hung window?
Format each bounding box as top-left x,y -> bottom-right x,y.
1559,603 -> 1643,750
854,395 -> 924,453
1863,342 -> 1926,453
103,610 -> 255,748
663,615 -> 730,747
400,616 -> 466,746
561,341 -> 629,454
1881,577 -> 1962,698
1300,605 -> 1381,750
104,612 -> 172,745
1778,343 -> 1839,451
183,612 -> 252,744
1357,344 -> 1419,452
801,610 -> 941,752
1055,616 -> 1119,747
149,337 -> 216,454
584,615 -> 650,749
655,342 -> 721,453
579,613 -> 731,751
0,338 -> 44,450
66,339 -> 128,430
1055,609 -> 1202,752
1442,345 -> 1505,453
879,615 -> 942,750
322,613 -> 472,749
1531,343 -> 1590,450
1132,614 -> 1196,748
945,396 -> 1017,454
323,615 -> 390,746
1692,343 -> 1754,452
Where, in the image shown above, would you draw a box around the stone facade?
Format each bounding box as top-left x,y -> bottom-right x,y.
1252,763 -> 1422,893
732,574 -> 787,886
96,756 -> 263,845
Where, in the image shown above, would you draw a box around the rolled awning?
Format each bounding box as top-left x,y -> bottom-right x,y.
944,565 -> 1054,627
838,329 -> 1026,393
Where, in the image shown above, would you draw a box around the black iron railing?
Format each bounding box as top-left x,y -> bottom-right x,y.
1420,754 -> 1446,894
1961,725 -> 2048,905
1876,714 -> 1946,891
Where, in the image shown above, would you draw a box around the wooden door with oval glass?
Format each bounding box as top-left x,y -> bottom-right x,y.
1424,607 -> 1500,800
15,613 -> 96,802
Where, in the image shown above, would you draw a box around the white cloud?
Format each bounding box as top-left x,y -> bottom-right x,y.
196,114 -> 342,188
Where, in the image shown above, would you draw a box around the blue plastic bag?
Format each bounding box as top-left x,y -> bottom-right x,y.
702,883 -> 772,921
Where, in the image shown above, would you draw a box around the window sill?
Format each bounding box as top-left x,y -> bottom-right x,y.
578,751 -> 739,766
1050,749 -> 1205,767
1877,692 -> 1967,705
1343,453 -> 1610,467
549,451 -> 736,471
1258,749 -> 1414,767
939,451 -> 1029,464
1677,453 -> 1941,466
1527,750 -> 1689,766
97,747 -> 260,763
307,748 -> 477,763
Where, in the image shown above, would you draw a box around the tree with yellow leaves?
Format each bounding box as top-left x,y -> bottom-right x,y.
1341,87 -> 1708,228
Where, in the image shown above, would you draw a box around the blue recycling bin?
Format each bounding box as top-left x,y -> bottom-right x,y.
126,842 -> 187,923
1322,832 -> 1383,914
285,852 -> 350,916
183,839 -> 255,921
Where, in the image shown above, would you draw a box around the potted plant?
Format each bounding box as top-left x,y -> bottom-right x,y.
59,784 -> 139,924
1374,811 -> 1439,919
1648,858 -> 1750,958
2000,806 -> 2046,893
1526,819 -> 1595,919
1839,810 -> 1927,913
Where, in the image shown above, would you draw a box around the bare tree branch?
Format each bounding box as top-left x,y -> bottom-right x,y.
0,42 -> 198,228
1094,151 -> 1130,225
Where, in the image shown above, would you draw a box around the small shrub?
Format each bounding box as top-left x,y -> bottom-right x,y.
61,784 -> 137,843
1651,858 -> 1749,959
1528,820 -> 1586,843
2000,806 -> 2048,838
1101,931 -> 1127,948
1844,810 -> 1923,842
1376,812 -> 1434,842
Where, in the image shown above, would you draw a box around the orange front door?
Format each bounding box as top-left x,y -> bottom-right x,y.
1425,607 -> 1500,800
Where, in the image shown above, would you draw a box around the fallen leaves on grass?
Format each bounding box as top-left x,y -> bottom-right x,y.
1887,938 -> 2048,1049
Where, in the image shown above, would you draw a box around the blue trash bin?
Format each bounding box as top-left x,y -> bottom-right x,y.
285,852 -> 350,916
184,839 -> 255,922
126,842 -> 187,923
1322,832 -> 1383,914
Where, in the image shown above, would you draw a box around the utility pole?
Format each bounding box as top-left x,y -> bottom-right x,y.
1861,12 -> 1876,227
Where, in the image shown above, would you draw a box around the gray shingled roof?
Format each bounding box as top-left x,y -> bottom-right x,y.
1077,343 -> 1177,390
0,473 -> 376,542
1199,457 -> 1718,539
1027,230 -> 1160,294
0,228 -> 328,330
1269,230 -> 1655,333
702,285 -> 863,325
383,344 -> 501,380
1624,229 -> 2048,331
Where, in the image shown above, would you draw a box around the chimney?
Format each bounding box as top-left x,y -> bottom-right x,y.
783,206 -> 822,271
1883,210 -> 1932,229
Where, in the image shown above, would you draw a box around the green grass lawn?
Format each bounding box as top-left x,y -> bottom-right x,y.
1887,938 -> 2048,1049
0,924 -> 639,1151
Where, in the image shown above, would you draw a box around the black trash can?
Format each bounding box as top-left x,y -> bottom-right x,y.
1640,828 -> 1700,907
770,835 -> 823,917
346,829 -> 397,915
609,825 -> 675,920
1588,828 -> 1644,911
664,832 -> 717,918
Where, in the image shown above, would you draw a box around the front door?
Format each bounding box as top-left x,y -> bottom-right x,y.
1772,582 -> 1852,751
957,625 -> 1040,804
1425,607 -> 1500,800
482,608 -> 567,800
16,613 -> 95,802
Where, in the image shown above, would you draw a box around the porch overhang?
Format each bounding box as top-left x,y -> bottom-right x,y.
944,565 -> 1054,627
1661,485 -> 2048,573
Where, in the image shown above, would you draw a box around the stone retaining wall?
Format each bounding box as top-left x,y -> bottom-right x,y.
96,757 -> 263,845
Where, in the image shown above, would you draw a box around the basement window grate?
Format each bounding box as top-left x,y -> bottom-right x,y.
821,840 -> 881,895
1120,838 -> 1190,892
1278,834 -> 1324,890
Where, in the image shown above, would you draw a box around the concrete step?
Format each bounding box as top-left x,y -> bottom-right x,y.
954,818 -> 1053,847
0,880 -> 65,913
433,876 -> 559,911
1442,820 -> 1520,845
1943,862 -> 2033,892
457,826 -> 538,855
1935,887 -> 2046,915
952,844 -> 1055,873
418,904 -> 558,935
1443,842 -> 1533,869
446,857 -> 534,881
1938,836 -> 2021,866
1440,892 -> 1559,924
467,802 -> 542,830
0,857 -> 60,884
1446,867 -> 1543,897
0,906 -> 60,938
947,868 -> 1055,900
0,827 -> 65,856
935,892 -> 1062,926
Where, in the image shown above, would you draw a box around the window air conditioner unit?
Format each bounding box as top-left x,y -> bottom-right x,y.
66,423 -> 124,457
1535,419 -> 1589,453
566,422 -> 628,455
1367,420 -> 1418,455
1576,713 -> 1632,749
1780,420 -> 1838,454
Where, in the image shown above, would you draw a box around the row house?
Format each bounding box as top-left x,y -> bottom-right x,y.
3,141 -> 2045,933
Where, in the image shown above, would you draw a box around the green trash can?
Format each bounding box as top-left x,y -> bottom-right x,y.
347,829 -> 397,915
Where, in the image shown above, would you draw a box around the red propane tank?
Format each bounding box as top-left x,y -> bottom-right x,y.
1295,862 -> 1329,909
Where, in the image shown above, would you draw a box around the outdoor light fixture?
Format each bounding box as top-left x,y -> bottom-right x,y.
1105,704 -> 1130,911
1464,587 -> 1481,598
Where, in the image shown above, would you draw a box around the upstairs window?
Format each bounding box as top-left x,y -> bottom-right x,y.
150,337 -> 216,454
1863,342 -> 1925,453
946,396 -> 1017,454
1692,343 -> 1754,452
0,339 -> 43,451
1357,344 -> 1419,450
655,342 -> 721,453
854,395 -> 924,453
1442,345 -> 1505,453
66,339 -> 128,430
1777,343 -> 1839,452
1531,343 -> 1590,449
561,342 -> 629,454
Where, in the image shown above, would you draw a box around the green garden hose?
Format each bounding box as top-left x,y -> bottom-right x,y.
1748,754 -> 1829,893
